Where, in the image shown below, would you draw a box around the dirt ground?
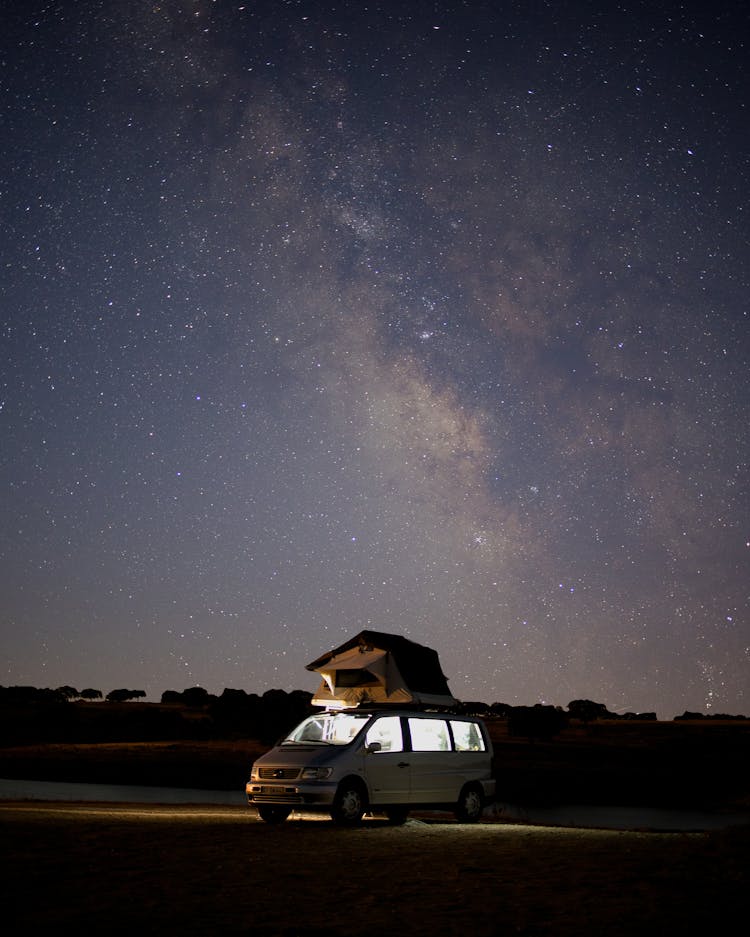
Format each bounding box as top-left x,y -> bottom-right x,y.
2,800 -> 749,937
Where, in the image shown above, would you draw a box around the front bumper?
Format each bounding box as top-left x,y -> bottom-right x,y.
245,780 -> 338,807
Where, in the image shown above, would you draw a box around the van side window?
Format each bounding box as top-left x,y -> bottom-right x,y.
451,720 -> 486,752
408,718 -> 451,751
365,716 -> 403,753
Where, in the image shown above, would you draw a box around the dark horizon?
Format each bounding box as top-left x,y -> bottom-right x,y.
2,682 -> 748,723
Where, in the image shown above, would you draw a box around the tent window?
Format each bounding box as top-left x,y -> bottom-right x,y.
408,718 -> 451,752
334,668 -> 379,688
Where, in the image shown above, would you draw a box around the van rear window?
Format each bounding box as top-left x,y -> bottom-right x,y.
408,718 -> 451,751
451,720 -> 486,751
407,717 -> 486,752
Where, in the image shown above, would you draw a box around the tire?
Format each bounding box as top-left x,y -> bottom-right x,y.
384,807 -> 409,825
330,780 -> 366,825
455,785 -> 484,823
257,804 -> 291,824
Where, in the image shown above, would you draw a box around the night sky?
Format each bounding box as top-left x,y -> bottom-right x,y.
2,1 -> 748,718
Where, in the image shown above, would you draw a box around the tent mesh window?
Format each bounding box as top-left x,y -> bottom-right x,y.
335,669 -> 379,688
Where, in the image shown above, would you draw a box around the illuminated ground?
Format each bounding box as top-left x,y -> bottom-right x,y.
2,801 -> 748,936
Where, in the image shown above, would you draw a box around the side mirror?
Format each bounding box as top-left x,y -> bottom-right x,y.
365,741 -> 382,754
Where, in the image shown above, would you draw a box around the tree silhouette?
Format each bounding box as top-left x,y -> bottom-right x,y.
105,688 -> 146,703
567,699 -> 613,723
80,688 -> 103,700
508,704 -> 568,741
56,685 -> 79,700
161,690 -> 183,704
182,686 -> 212,707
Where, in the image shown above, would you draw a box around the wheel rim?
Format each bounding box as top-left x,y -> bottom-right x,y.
339,788 -> 362,819
463,790 -> 482,818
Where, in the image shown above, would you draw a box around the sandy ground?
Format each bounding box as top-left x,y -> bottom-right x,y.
2,800 -> 749,936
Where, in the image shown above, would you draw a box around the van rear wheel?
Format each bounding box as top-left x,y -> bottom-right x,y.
331,781 -> 366,825
257,804 -> 291,824
455,785 -> 483,823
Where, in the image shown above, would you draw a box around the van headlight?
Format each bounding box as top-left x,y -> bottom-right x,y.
301,767 -> 333,780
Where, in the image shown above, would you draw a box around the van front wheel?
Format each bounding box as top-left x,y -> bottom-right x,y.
331,781 -> 366,825
257,805 -> 291,824
455,785 -> 483,823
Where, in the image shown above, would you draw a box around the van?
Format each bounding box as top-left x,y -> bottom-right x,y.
246,708 -> 495,824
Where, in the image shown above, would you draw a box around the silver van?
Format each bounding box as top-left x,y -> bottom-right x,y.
246,708 -> 495,824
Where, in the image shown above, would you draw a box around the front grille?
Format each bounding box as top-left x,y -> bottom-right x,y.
258,767 -> 301,780
252,793 -> 303,804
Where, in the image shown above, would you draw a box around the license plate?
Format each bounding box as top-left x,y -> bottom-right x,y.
264,786 -> 286,795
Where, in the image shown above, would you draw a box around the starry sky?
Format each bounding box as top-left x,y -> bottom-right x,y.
2,0 -> 748,718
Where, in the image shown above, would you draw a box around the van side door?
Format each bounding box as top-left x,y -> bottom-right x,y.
361,715 -> 410,805
405,716 -> 457,804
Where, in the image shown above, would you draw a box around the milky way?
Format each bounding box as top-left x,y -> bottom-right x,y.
2,1 -> 748,717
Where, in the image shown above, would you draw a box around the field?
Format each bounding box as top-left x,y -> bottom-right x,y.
2,800 -> 749,937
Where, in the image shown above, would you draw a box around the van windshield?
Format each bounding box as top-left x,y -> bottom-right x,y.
283,712 -> 371,745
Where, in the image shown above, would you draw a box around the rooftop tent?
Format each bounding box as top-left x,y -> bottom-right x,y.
306,630 -> 457,709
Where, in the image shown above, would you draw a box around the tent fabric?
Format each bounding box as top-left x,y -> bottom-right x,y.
306,630 -> 457,709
